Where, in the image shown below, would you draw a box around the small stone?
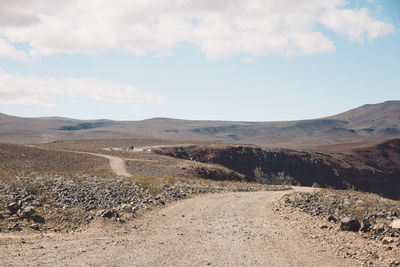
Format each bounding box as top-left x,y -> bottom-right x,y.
320,224 -> 328,229
31,200 -> 42,207
13,223 -> 22,231
101,210 -> 114,218
360,220 -> 371,233
32,214 -> 45,224
22,206 -> 36,218
31,224 -> 40,231
372,223 -> 385,233
7,202 -> 20,213
96,210 -> 105,217
327,215 -> 338,223
0,213 -> 4,220
382,237 -> 394,244
121,204 -> 133,213
390,219 -> 400,229
340,216 -> 360,232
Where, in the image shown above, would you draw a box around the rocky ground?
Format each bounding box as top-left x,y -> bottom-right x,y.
275,189 -> 400,266
0,170 -> 288,234
1,189 -> 361,267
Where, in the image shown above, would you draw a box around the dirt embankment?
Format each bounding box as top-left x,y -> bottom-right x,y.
153,139 -> 400,199
0,169 -> 287,233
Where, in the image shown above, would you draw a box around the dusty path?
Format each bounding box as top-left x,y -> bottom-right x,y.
27,145 -> 131,177
85,152 -> 130,177
0,188 -> 357,266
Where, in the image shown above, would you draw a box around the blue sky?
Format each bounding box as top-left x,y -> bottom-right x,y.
0,0 -> 399,121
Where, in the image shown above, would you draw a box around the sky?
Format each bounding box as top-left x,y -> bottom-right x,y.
0,0 -> 399,121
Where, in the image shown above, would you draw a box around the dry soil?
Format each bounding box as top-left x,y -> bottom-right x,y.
0,187 -> 358,266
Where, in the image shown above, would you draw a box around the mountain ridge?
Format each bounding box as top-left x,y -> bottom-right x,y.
1,100 -> 399,145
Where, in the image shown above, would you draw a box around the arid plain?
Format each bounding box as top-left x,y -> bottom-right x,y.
1,101 -> 400,266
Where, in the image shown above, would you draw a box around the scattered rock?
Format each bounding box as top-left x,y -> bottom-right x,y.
360,220 -> 371,233
390,219 -> 400,229
97,210 -> 119,218
328,215 -> 338,223
372,223 -> 385,233
0,170 -> 283,232
7,202 -> 20,213
340,216 -> 360,232
12,223 -> 22,231
121,204 -> 133,213
383,237 -> 394,244
32,214 -> 45,224
96,210 -> 106,217
102,210 -> 115,218
22,206 -> 37,219
31,223 -> 40,230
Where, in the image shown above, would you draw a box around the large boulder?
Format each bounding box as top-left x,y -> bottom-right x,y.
340,216 -> 360,232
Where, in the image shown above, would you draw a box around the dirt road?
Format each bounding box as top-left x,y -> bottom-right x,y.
0,188 -> 357,266
86,152 -> 131,176
27,145 -> 131,177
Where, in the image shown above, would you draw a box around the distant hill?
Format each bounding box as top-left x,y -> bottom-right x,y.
329,100 -> 400,135
1,100 -> 399,145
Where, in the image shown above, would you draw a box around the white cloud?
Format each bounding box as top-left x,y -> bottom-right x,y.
0,0 -> 394,60
0,38 -> 28,61
0,72 -> 163,106
319,8 -> 394,42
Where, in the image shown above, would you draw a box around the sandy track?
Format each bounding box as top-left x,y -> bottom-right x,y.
28,145 -> 131,177
85,152 -> 130,177
0,188 -> 357,266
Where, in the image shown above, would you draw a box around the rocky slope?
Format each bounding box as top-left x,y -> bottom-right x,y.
154,139 -> 400,199
0,170 -> 286,233
274,189 -> 400,266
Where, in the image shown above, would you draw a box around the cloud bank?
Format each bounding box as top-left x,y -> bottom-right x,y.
0,72 -> 163,106
0,0 -> 394,60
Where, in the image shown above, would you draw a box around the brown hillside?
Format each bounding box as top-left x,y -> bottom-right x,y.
0,143 -> 112,176
1,100 -> 400,146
